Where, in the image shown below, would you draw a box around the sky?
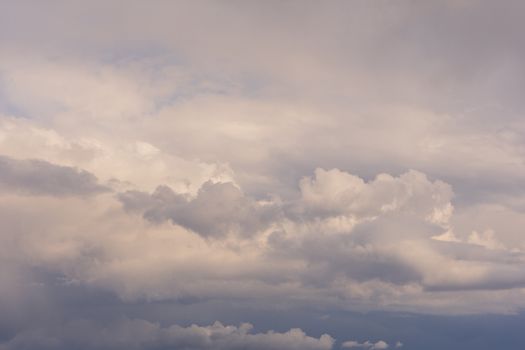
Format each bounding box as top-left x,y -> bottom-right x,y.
1,1 -> 525,349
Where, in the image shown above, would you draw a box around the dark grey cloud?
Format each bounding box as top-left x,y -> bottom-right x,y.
0,155 -> 109,196
119,181 -> 279,238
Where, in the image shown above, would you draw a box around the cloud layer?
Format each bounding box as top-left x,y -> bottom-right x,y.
1,1 -> 525,349
0,155 -> 108,196
0,320 -> 334,350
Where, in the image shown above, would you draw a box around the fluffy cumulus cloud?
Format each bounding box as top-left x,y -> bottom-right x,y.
2,163 -> 524,315
296,169 -> 453,226
2,1 -> 525,349
0,320 -> 334,350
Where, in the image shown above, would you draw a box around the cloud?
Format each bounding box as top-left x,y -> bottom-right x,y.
1,160 -> 524,314
2,2 -> 525,348
268,169 -> 455,287
119,181 -> 279,238
0,155 -> 109,196
341,339 -> 390,349
0,116 -> 234,194
467,229 -> 506,250
295,168 -> 453,227
0,319 -> 334,350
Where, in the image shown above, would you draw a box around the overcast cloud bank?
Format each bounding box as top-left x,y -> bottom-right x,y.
1,1 -> 525,349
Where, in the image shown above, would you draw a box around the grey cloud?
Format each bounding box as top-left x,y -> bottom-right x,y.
267,169 -> 451,287
0,155 -> 109,196
423,266 -> 525,293
115,168 -> 525,294
266,168 -> 525,293
3,0 -> 525,208
271,221 -> 432,290
1,160 -> 525,319
2,1 -> 525,348
119,181 -> 279,238
417,240 -> 525,292
0,319 -> 334,350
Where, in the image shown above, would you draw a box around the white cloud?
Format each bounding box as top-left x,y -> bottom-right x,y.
0,115 -> 235,193
341,339 -> 389,349
0,319 -> 335,350
467,229 -> 506,250
297,168 -> 453,227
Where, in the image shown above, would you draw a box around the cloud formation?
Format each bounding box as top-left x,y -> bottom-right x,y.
0,155 -> 109,196
0,320 -> 334,350
342,340 -> 390,349
119,181 -> 278,238
295,168 -> 453,226
1,1 -> 525,349
1,162 -> 523,315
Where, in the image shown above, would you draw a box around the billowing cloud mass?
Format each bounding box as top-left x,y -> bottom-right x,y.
119,181 -> 279,238
1,1 -> 525,349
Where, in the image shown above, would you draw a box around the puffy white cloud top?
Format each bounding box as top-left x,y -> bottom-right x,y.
0,320 -> 334,350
